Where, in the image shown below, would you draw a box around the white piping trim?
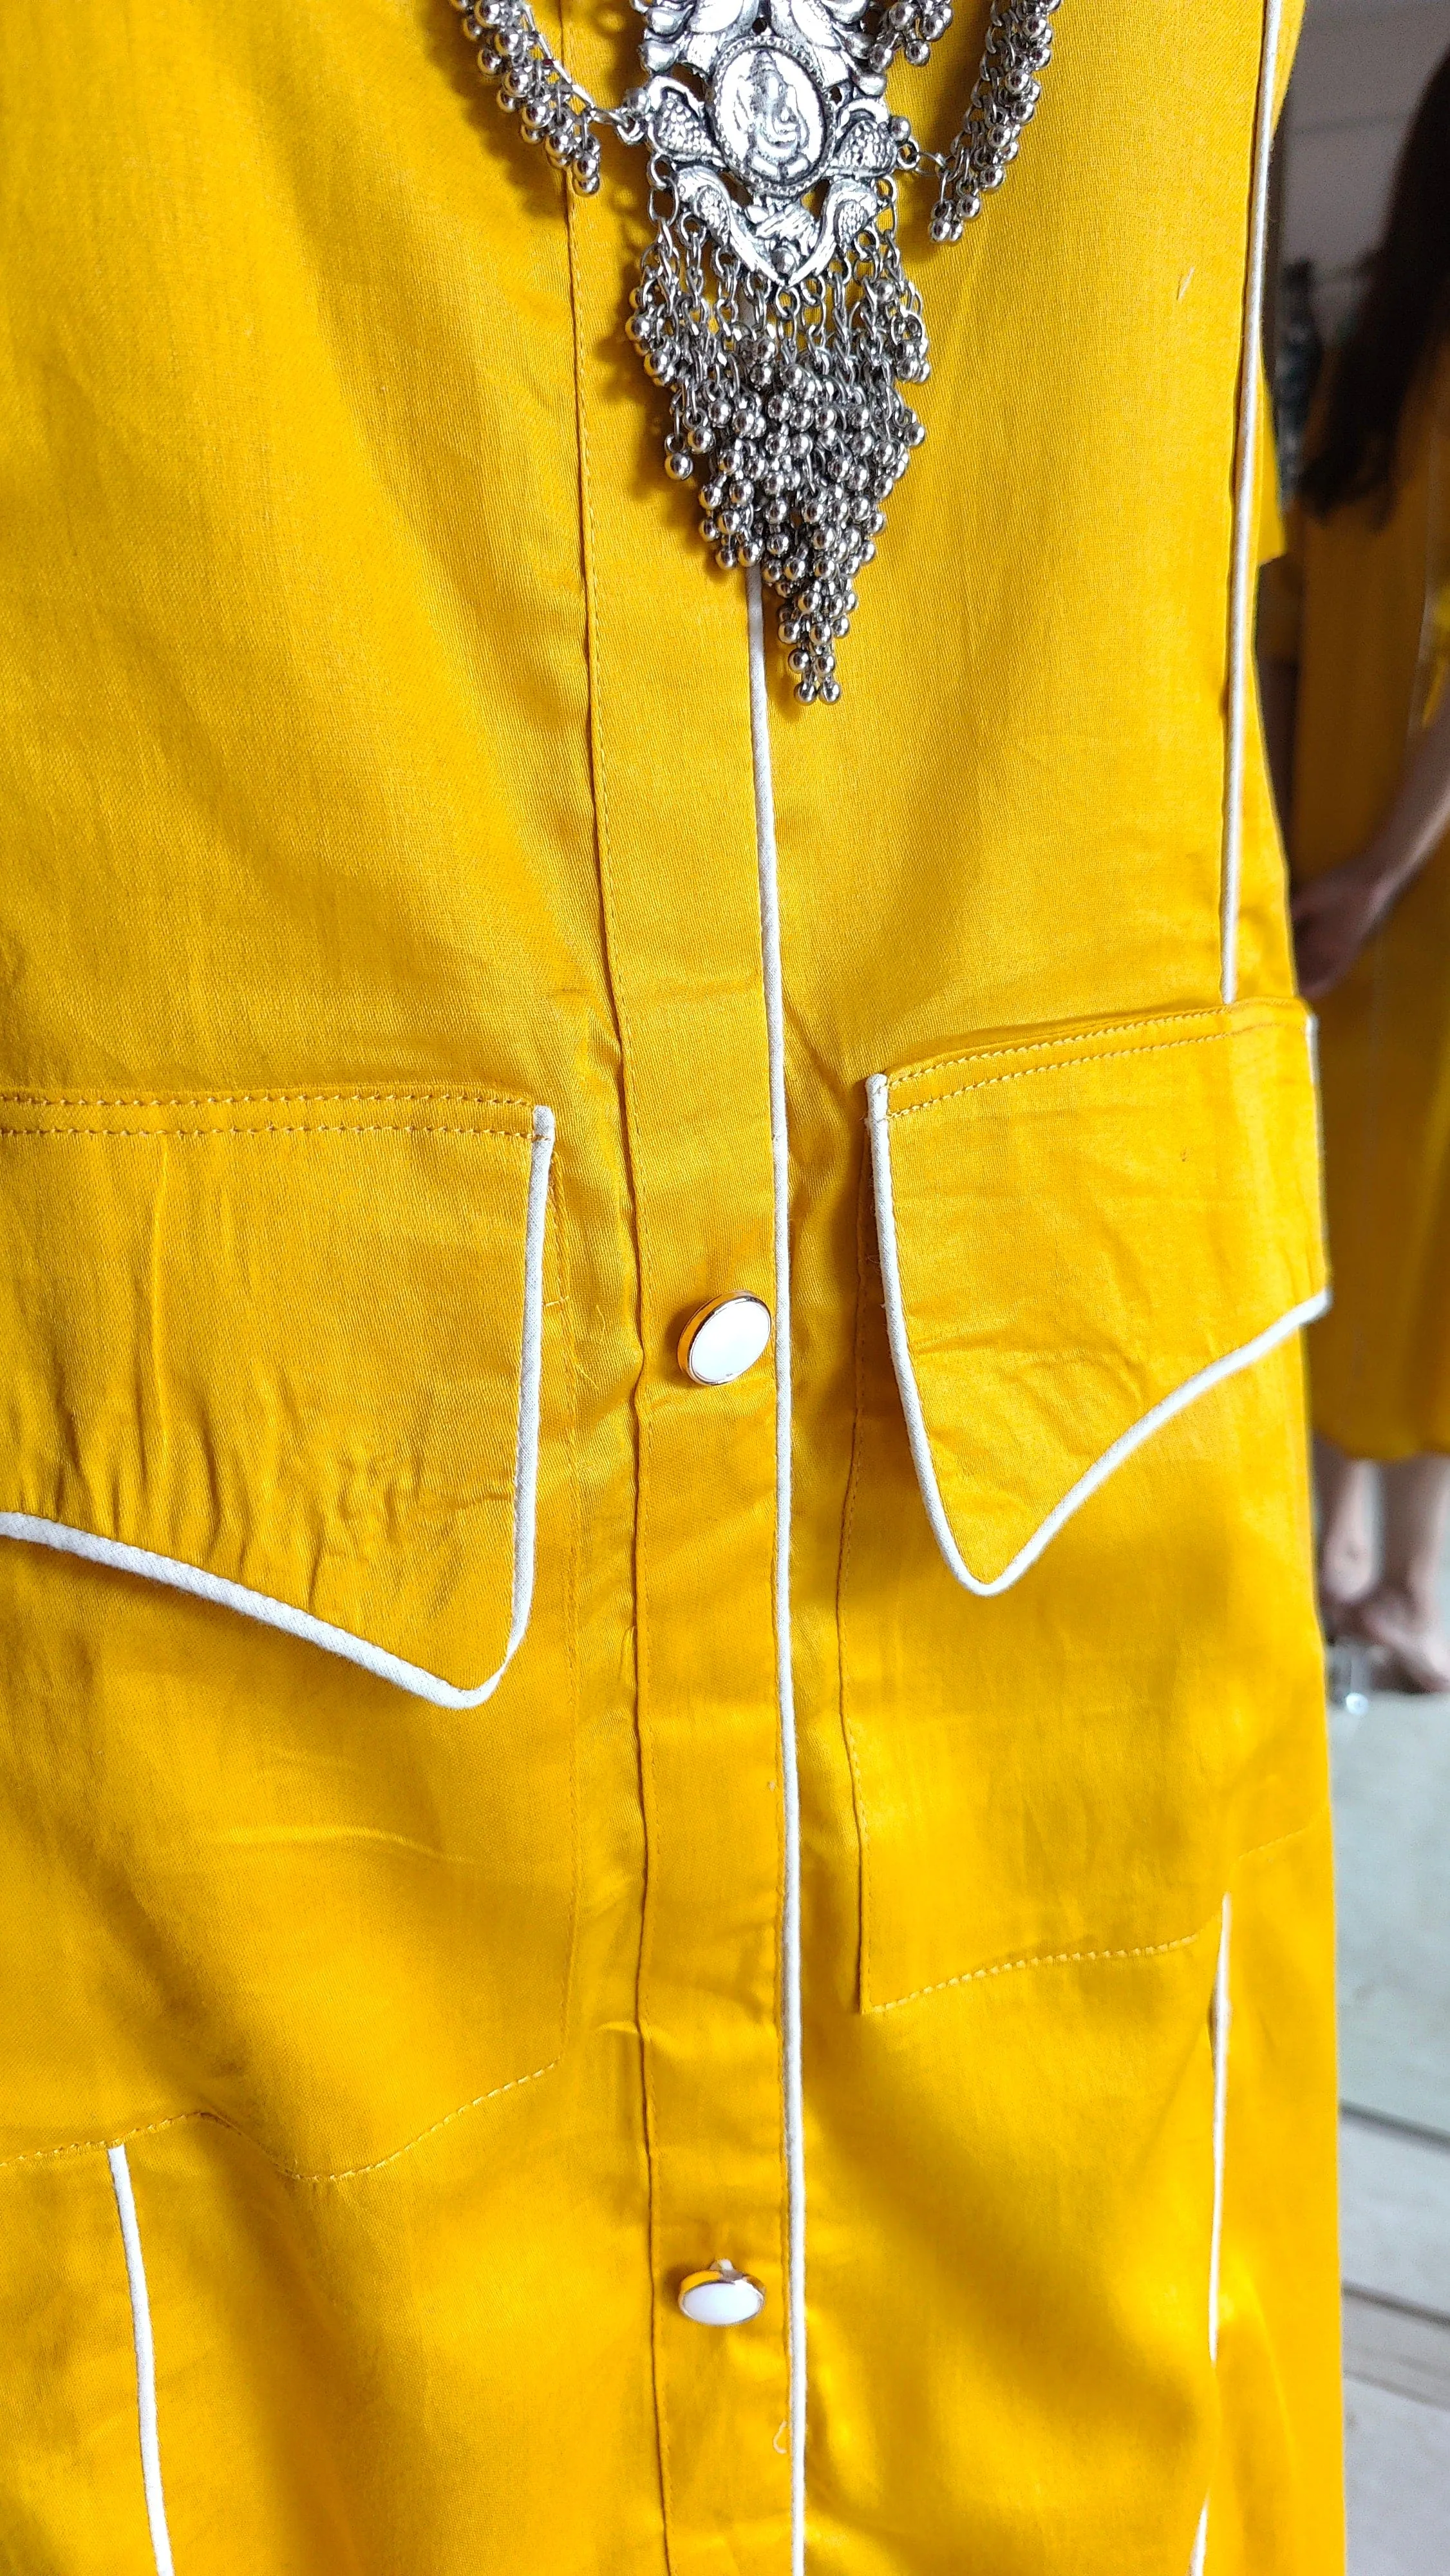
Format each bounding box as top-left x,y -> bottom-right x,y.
1221,0 -> 1287,1007
0,1106 -> 556,1710
746,565 -> 807,2576
1207,1892 -> 1232,2365
867,1076 -> 1328,1594
1189,2501 -> 1209,2576
108,2145 -> 177,2576
1189,1893 -> 1234,2576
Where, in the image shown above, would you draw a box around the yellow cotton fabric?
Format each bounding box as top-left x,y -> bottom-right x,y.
1263,361 -> 1450,1457
0,5 -> 1339,2573
873,1000 -> 1324,1588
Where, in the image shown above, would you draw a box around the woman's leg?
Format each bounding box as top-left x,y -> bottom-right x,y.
1350,1452 -> 1450,1690
1313,1435 -> 1379,1631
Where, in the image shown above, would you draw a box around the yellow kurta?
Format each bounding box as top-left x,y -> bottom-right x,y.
0,6 -> 1341,2571
1263,362 -> 1450,1458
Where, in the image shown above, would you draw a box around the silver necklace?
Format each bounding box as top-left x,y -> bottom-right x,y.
449,0 -> 1060,699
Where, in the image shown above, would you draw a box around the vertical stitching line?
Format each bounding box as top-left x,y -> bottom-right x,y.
755,607 -> 793,2513
504,1110 -> 556,1669
836,1133 -> 874,2015
865,1077 -> 975,1595
547,1155 -> 582,2056
1208,1891 -> 1233,2366
746,565 -> 807,2576
107,2145 -> 177,2576
1189,2501 -> 1209,2576
558,113 -> 674,2570
856,1110 -> 1327,1605
1191,1891 -> 1234,2575
1222,0 -> 1287,1006
0,1117 -> 556,1712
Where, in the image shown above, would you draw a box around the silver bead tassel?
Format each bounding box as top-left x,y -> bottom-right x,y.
629,175 -> 927,703
451,0 -> 1062,697
930,0 -> 1060,242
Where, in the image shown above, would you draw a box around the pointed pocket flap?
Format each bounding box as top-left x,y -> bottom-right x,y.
867,1002 -> 1328,1593
0,1087 -> 557,1705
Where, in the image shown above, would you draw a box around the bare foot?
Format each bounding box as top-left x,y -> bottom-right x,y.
1318,1578 -> 1374,1643
1345,1585 -> 1450,1694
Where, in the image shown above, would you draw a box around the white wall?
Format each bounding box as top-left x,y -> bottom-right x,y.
1283,0 -> 1450,328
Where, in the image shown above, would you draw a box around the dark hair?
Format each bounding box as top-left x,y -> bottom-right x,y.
1299,46 -> 1450,519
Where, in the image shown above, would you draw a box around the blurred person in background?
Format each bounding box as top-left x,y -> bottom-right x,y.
1261,46 -> 1450,1689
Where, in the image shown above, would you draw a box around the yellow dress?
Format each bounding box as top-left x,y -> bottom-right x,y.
0,6 -> 1340,2571
1262,362 -> 1450,1459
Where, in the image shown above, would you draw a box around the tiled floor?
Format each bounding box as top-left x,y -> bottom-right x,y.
1344,2376 -> 1450,2575
1334,1691 -> 1450,2136
1333,1689 -> 1450,2567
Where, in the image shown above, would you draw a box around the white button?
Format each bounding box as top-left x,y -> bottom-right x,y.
677,2265 -> 766,2327
679,1296 -> 772,1387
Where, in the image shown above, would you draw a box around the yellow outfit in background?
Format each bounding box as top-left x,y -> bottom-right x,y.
1262,359 -> 1450,1458
0,5 -> 1340,2571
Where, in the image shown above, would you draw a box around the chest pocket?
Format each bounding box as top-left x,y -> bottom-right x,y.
840,1001 -> 1328,2013
0,1085 -> 575,2182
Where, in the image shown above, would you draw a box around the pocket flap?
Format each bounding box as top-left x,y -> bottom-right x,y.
0,1088 -> 556,1705
867,1002 -> 1328,1593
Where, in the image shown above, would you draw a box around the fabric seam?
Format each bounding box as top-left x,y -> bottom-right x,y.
108,2145 -> 176,2576
0,1121 -> 532,1143
867,1069 -> 1327,1595
0,1087 -> 531,1113
0,1106 -> 556,1710
880,1007 -> 1239,1093
4,2060 -> 559,2187
884,1027 -> 1243,1120
880,998 -> 1304,1101
865,1803 -> 1327,2016
559,111 -> 674,2566
547,1155 -> 583,2060
1220,0 -> 1286,1005
835,1143 -> 875,2012
746,563 -> 807,2576
1189,1892 -> 1235,2576
870,1927 -> 1210,2016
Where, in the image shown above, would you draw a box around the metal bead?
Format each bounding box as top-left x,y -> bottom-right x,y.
442,0 -> 1060,703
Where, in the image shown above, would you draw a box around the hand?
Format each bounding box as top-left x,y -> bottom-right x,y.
1290,854 -> 1397,999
